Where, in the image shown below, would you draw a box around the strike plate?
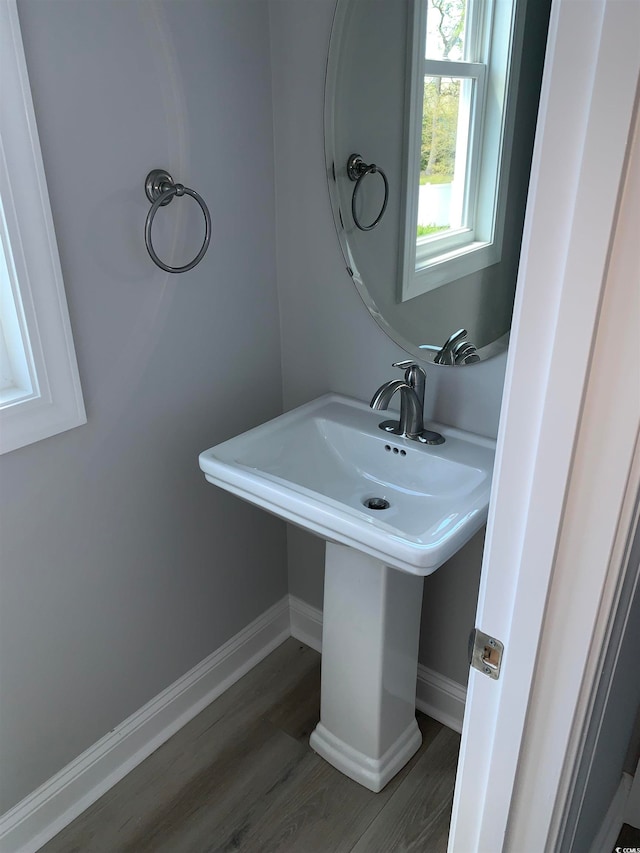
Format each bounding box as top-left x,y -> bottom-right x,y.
469,628 -> 504,680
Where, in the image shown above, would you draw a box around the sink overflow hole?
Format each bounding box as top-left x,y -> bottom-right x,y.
364,497 -> 390,511
384,445 -> 406,456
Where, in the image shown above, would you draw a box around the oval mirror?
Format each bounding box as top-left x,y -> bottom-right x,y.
324,0 -> 551,365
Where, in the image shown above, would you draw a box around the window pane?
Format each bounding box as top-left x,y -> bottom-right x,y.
418,75 -> 472,239
0,200 -> 35,402
425,0 -> 467,61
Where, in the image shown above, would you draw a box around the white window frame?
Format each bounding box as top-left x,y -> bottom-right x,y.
0,0 -> 85,455
400,0 -> 522,302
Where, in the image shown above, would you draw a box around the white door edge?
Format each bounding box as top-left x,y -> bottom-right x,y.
448,0 -> 640,849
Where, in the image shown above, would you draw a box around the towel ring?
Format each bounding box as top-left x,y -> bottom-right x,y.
144,169 -> 211,274
347,154 -> 389,232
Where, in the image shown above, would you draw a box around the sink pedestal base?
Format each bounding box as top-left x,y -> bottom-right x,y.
309,542 -> 424,792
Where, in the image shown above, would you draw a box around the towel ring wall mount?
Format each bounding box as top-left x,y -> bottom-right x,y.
346,154 -> 389,232
144,169 -> 211,274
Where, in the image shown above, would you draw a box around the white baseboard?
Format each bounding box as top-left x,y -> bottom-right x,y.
288,594 -> 323,653
0,597 -> 291,853
589,773 -> 633,853
416,664 -> 467,734
288,595 -> 467,733
1,593 -> 467,853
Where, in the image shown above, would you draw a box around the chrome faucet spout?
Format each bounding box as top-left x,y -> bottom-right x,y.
370,379 -> 406,411
370,381 -> 423,439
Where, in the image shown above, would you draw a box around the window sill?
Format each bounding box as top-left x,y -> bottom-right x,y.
0,392 -> 86,455
401,239 -> 499,302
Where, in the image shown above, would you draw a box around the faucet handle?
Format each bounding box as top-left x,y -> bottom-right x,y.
392,360 -> 426,384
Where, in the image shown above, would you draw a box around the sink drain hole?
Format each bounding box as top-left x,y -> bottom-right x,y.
364,497 -> 390,510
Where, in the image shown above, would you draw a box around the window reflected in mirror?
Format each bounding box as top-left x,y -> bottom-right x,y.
324,0 -> 551,363
402,0 -> 516,301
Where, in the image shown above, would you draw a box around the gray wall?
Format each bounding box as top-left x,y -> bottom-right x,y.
0,0 -> 286,814
269,0 -> 508,685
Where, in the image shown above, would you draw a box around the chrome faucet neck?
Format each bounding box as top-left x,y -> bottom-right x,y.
370,363 -> 444,445
369,379 -> 406,412
370,381 -> 423,439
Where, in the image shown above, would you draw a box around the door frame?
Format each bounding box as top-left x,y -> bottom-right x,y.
448,0 -> 640,850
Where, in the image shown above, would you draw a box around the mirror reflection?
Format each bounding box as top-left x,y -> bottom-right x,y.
325,0 -> 551,364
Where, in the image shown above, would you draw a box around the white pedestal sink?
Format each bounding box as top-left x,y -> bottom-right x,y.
199,394 -> 495,790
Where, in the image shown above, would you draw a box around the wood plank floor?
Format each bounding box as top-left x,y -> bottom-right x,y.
41,639 -> 458,853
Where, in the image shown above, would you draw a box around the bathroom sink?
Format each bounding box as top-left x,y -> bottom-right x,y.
198,393 -> 495,576
200,392 -> 496,790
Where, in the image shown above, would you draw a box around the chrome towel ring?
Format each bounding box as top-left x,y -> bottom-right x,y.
347,153 -> 389,232
144,169 -> 211,273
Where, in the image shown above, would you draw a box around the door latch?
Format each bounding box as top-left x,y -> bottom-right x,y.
469,628 -> 504,680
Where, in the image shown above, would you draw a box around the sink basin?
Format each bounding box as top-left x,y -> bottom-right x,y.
198,393 -> 495,576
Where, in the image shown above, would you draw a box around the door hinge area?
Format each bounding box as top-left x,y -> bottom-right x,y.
469,628 -> 504,680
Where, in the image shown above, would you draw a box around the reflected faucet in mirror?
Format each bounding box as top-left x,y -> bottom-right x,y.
429,329 -> 481,366
370,361 -> 444,445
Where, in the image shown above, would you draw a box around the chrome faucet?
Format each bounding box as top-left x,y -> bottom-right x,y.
433,329 -> 480,365
370,361 -> 444,444
370,379 -> 424,438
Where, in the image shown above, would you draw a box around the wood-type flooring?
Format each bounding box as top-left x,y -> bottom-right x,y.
41,639 -> 458,852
